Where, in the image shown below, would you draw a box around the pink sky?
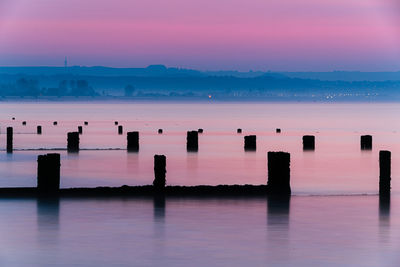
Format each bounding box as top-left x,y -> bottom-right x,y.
0,0 -> 399,71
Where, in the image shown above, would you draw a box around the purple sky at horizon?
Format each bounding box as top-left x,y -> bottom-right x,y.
0,0 -> 399,71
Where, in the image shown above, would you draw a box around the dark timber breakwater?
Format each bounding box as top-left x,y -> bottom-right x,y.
0,119 -> 393,199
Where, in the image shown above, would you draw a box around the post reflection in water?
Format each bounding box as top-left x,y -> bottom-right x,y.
267,195 -> 291,227
379,196 -> 390,242
266,195 -> 291,258
153,195 -> 166,222
36,197 -> 60,244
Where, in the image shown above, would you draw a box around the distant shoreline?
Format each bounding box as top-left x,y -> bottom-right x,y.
0,96 -> 398,103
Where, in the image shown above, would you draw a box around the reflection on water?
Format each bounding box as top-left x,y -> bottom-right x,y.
379,196 -> 390,243
266,195 -> 290,261
379,196 -> 390,222
36,197 -> 60,245
267,195 -> 290,227
0,195 -> 397,266
153,195 -> 166,222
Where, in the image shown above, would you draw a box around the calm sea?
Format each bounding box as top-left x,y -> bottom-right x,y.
0,102 -> 399,266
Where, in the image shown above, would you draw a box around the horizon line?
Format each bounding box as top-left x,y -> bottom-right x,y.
0,65 -> 399,73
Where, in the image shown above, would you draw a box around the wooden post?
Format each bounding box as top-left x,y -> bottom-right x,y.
153,154 -> 166,191
303,135 -> 315,150
127,131 -> 139,152
186,131 -> 198,151
244,135 -> 256,151
53,121 -> 58,126
6,127 -> 13,153
118,125 -> 123,135
22,121 -> 26,126
84,121 -> 88,125
67,132 -> 79,152
158,129 -> 163,134
237,128 -> 242,134
37,153 -> 60,195
361,135 -> 372,150
267,152 -> 291,195
37,126 -> 42,135
379,150 -> 391,198
114,121 -> 118,125
276,128 -> 281,133
198,128 -> 204,134
78,126 -> 83,135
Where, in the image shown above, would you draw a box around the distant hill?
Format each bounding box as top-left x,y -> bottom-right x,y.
0,66 -> 400,101
1,66 -> 400,81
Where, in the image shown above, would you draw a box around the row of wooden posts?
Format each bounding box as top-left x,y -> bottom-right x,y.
7,120 -> 390,197
4,122 -> 374,152
36,149 -> 391,197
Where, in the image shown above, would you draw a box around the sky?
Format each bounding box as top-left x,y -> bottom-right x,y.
0,0 -> 399,71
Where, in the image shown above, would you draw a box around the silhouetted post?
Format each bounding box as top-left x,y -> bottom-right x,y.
198,128 -> 203,134
67,132 -> 79,152
158,129 -> 163,134
6,127 -> 13,153
237,128 -> 242,134
127,131 -> 139,152
12,117 -> 15,120
186,131 -> 198,151
78,126 -> 83,134
361,135 -> 372,150
118,125 -> 123,135
114,121 -> 118,125
244,135 -> 256,151
53,121 -> 57,126
37,153 -> 60,195
153,155 -> 166,192
267,152 -> 291,195
379,150 -> 391,198
303,135 -> 315,150
37,126 -> 42,135
22,121 -> 26,126
276,128 -> 281,133
84,121 -> 88,125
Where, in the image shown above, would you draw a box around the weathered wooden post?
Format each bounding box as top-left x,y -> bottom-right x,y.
276,128 -> 281,133
37,153 -> 60,195
78,126 -> 83,135
22,121 -> 26,126
361,135 -> 372,150
186,131 -> 198,151
244,135 -> 256,151
267,152 -> 291,195
303,135 -> 315,150
37,126 -> 42,135
67,132 -> 79,152
118,125 -> 123,135
198,128 -> 204,134
6,127 -> 13,153
379,150 -> 391,198
127,131 -> 139,152
53,121 -> 58,126
84,121 -> 88,125
114,121 -> 118,125
153,154 -> 166,192
158,129 -> 163,134
237,128 -> 242,134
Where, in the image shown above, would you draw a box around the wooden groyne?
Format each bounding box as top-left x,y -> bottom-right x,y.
0,120 -> 394,199
0,185 -> 269,198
